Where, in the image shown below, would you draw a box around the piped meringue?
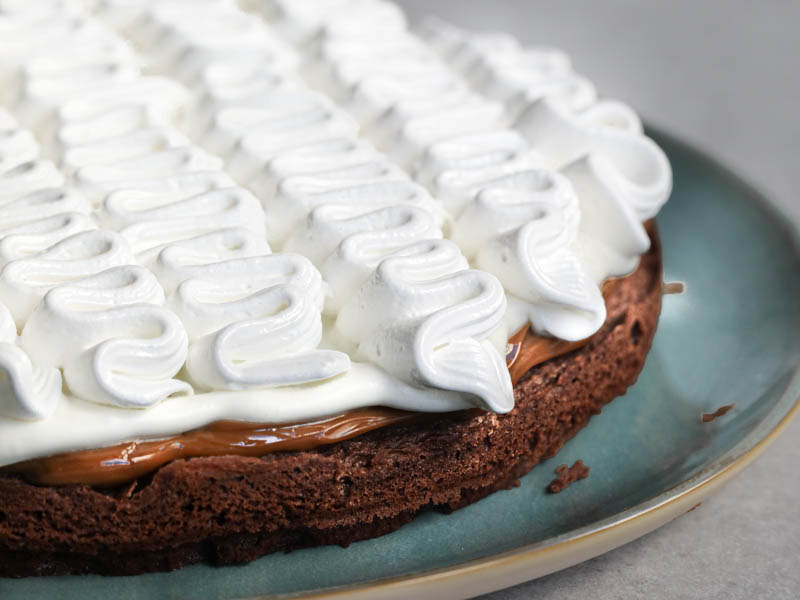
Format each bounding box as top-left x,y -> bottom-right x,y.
20,265 -> 191,408
0,0 -> 671,465
337,239 -> 511,412
167,253 -> 350,390
0,229 -> 135,327
0,297 -> 63,420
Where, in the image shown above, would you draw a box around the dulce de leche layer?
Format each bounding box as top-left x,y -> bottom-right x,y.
6,325 -> 595,487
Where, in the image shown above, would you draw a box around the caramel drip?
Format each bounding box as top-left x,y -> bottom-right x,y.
508,325 -> 587,385
5,317 -> 604,487
507,277 -> 623,384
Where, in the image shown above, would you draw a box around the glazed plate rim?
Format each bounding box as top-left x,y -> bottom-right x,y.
259,126 -> 800,599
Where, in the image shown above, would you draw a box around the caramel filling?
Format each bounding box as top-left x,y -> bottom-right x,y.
4,324 -> 593,487
7,408 -> 419,487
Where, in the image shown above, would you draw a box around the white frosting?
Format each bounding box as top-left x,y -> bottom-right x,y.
0,113 -> 95,267
120,0 -> 510,413
15,60 -> 140,136
95,0 -> 230,33
130,2 -> 298,84
269,177 -> 439,246
252,0 -> 407,44
189,57 -> 303,138
0,1 -> 671,467
419,17 -> 598,118
371,94 -> 508,170
452,170 -> 606,339
61,127 -> 191,176
20,266 -> 192,408
58,76 -> 190,122
296,11 -> 669,338
0,111 -> 40,172
336,239 -> 511,412
514,97 -> 671,217
0,16 -> 137,117
0,188 -> 96,265
203,91 -> 360,183
0,342 -> 63,421
101,186 -> 266,261
414,129 -> 542,217
418,19 -> 672,233
0,229 -> 135,327
248,137 -> 385,200
0,299 -> 16,341
305,34 -> 446,104
285,203 -> 443,313
75,146 -> 224,206
0,159 -> 65,202
0,300 -> 62,420
168,253 -> 350,390
150,228 -> 271,295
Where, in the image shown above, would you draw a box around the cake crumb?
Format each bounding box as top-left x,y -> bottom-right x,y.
662,281 -> 686,295
547,460 -> 590,493
701,403 -> 735,423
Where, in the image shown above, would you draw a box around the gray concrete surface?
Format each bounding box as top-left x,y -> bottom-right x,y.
394,2 -> 800,598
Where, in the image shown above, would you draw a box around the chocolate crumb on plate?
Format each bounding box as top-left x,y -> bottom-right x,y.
662,281 -> 687,295
701,403 -> 736,423
548,460 -> 590,494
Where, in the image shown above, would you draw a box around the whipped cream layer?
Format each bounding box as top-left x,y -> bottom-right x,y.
250,1 -> 671,341
104,0 -> 512,409
0,0 -> 669,467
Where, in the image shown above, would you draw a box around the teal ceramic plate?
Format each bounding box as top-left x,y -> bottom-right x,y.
2,130 -> 799,600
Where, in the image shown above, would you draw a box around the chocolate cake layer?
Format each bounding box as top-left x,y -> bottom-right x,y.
0,228 -> 663,578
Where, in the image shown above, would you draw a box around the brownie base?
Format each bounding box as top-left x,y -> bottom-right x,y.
0,228 -> 663,578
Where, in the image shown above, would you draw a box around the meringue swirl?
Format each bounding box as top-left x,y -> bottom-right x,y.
20,266 -> 191,408
276,6 -> 670,340
452,170 -> 606,340
0,188 -> 96,266
285,202 -> 443,313
419,18 -> 672,281
0,299 -> 62,420
336,239 -> 511,412
0,229 -> 135,327
0,113 -> 96,265
167,253 -> 350,390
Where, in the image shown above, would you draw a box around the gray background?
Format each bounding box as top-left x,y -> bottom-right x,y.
395,1 -> 800,598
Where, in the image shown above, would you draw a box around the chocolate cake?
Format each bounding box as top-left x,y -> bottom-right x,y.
0,0 -> 672,579
0,228 -> 661,577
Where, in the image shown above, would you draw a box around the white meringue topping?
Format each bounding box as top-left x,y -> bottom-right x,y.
0,229 -> 135,327
20,265 -> 192,407
337,239 -> 512,412
0,188 -> 96,265
0,0 -> 670,468
0,299 -> 62,420
167,253 -> 350,390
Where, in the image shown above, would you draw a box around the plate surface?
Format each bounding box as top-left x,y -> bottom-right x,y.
2,131 -> 799,600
